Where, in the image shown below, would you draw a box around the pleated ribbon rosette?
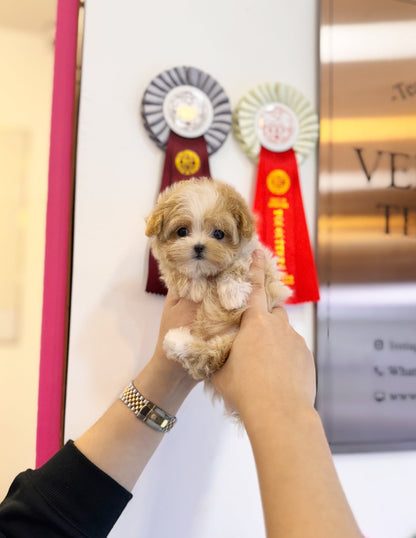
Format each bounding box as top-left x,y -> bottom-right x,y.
141,66 -> 232,294
233,83 -> 320,304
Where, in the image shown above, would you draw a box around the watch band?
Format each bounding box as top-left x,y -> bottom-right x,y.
120,382 -> 177,433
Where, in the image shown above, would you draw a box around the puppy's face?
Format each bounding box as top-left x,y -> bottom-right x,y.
146,178 -> 255,279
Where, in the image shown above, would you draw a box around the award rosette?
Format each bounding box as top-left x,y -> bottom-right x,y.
233,83 -> 319,304
141,66 -> 232,294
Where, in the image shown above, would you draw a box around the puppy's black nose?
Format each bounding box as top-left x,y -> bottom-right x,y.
194,244 -> 205,258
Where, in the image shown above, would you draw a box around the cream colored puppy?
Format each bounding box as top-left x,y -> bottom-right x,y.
145,177 -> 291,381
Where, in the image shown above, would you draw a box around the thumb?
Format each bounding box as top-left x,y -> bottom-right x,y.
246,249 -> 268,313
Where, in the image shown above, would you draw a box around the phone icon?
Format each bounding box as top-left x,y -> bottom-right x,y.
374,366 -> 384,376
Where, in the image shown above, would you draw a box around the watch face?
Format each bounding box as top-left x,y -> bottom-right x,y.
139,404 -> 153,417
255,102 -> 299,152
163,85 -> 214,139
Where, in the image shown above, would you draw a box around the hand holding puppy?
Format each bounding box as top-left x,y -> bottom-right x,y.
212,249 -> 316,420
211,253 -> 362,538
145,178 -> 291,386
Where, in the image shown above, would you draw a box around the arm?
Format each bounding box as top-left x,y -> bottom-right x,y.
74,290 -> 199,491
0,292 -> 199,537
212,250 -> 362,538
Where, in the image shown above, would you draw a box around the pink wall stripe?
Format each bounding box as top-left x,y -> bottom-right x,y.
36,0 -> 79,468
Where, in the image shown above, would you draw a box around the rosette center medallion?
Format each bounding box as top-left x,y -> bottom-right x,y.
256,103 -> 299,153
163,85 -> 214,139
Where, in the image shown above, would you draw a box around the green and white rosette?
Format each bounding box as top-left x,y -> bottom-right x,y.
233,82 -> 320,304
233,82 -> 319,163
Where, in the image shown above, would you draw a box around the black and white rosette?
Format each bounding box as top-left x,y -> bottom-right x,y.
143,66 -> 232,296
233,82 -> 319,163
141,66 -> 232,154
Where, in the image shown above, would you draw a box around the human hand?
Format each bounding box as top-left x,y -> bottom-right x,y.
149,290 -> 200,384
211,250 -> 316,422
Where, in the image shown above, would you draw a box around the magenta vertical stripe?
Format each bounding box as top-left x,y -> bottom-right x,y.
36,0 -> 79,468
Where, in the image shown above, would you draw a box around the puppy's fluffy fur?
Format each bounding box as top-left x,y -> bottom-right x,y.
145,177 -> 291,382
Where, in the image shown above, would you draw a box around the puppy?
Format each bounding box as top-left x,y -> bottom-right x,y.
145,177 -> 291,382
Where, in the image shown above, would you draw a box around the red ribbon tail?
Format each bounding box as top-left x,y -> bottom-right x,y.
146,131 -> 211,295
254,146 -> 320,304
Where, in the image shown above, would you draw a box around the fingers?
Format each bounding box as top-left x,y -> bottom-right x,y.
271,305 -> 289,322
165,288 -> 178,305
164,289 -> 199,320
246,249 -> 268,313
246,250 -> 290,321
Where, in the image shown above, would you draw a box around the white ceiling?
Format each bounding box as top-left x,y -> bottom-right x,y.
0,0 -> 57,33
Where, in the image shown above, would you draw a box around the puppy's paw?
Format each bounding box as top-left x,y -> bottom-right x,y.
163,327 -> 194,363
266,280 -> 292,310
217,278 -> 251,310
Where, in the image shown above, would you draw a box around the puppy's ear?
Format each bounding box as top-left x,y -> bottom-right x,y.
218,181 -> 256,240
145,207 -> 164,237
145,182 -> 180,237
227,191 -> 255,239
235,204 -> 255,239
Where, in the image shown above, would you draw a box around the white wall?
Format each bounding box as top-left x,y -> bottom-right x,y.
0,27 -> 54,499
65,1 -> 416,537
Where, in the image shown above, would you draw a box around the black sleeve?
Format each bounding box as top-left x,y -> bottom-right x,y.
0,440 -> 132,538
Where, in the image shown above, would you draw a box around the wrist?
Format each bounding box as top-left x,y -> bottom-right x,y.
241,399 -> 320,440
133,356 -> 197,416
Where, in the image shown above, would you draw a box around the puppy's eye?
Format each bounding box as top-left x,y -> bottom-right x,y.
212,229 -> 225,240
177,227 -> 189,237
